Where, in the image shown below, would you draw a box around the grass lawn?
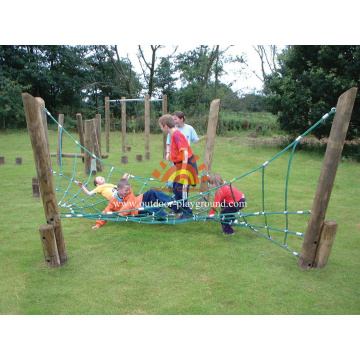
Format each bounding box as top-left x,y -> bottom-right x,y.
0,127 -> 359,316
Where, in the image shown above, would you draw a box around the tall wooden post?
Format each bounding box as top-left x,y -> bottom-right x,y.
162,94 -> 168,159
200,99 -> 221,193
22,93 -> 67,266
84,120 -> 92,174
121,96 -> 127,153
35,97 -> 50,155
145,94 -> 150,160
91,119 -> 103,172
96,114 -> 102,154
56,114 -> 64,166
76,113 -> 85,162
298,87 -> 358,270
105,97 -> 110,153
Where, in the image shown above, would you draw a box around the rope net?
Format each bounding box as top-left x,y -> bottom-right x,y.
45,108 -> 336,257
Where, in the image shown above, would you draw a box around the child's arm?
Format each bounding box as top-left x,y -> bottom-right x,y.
77,182 -> 94,196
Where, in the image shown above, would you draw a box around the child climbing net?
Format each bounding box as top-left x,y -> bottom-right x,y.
45,107 -> 336,258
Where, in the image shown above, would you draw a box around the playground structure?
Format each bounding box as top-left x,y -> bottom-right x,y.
22,88 -> 358,270
105,94 -> 168,160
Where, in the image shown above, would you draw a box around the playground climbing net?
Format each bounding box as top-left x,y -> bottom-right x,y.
45,108 -> 336,258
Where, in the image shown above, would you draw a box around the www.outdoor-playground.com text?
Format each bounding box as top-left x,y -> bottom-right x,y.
141,201 -> 247,210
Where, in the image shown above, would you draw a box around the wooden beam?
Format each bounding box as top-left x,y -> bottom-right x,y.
22,93 -> 67,266
298,87 -> 357,270
200,99 -> 221,192
56,114 -> 64,166
122,96 -> 126,153
145,94 -> 150,160
105,97 -> 110,153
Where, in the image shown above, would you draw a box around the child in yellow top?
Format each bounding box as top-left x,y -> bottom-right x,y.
77,174 -> 128,200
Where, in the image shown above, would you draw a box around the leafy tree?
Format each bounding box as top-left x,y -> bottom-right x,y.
264,45 -> 360,139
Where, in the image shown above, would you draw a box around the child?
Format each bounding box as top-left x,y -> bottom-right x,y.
77,174 -> 129,200
208,173 -> 246,235
92,178 -> 175,229
165,111 -> 200,192
159,114 -> 198,220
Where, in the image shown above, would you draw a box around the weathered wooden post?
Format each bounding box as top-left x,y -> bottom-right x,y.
200,99 -> 221,196
105,97 -> 110,153
121,97 -> 127,153
15,157 -> 22,165
96,114 -> 102,154
35,97 -> 50,155
22,93 -> 67,266
56,114 -> 64,166
162,94 -> 168,159
32,177 -> 40,198
91,119 -> 103,172
313,220 -> 338,269
84,120 -> 92,174
76,113 -> 85,162
145,94 -> 150,160
121,156 -> 128,164
298,87 -> 358,270
39,224 -> 60,268
0,156 -> 4,165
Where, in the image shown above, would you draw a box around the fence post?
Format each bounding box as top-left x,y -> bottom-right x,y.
22,93 -> 67,266
298,87 -> 357,270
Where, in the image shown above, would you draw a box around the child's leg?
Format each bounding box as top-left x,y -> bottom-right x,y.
220,205 -> 236,234
173,182 -> 193,215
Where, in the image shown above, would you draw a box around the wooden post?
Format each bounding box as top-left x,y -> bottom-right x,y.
39,224 -> 60,268
162,94 -> 168,159
56,114 -> 64,166
313,220 -> 338,269
0,156 -> 4,165
22,93 -> 67,266
35,97 -> 50,155
91,119 -> 103,172
96,114 -> 102,154
121,97 -> 127,153
126,146 -> 131,151
15,157 -> 22,165
121,156 -> 128,164
76,113 -> 85,162
200,99 -> 221,194
298,87 -> 357,270
84,120 -> 92,174
105,97 -> 110,153
32,177 -> 40,198
136,155 -> 143,162
145,94 -> 150,160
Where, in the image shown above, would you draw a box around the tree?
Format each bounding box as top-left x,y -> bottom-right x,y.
264,45 -> 360,139
175,45 -> 224,116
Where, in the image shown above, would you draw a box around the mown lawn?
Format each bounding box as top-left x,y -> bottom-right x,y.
0,127 -> 359,315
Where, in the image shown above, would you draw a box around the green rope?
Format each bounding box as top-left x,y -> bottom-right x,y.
44,107 -> 336,257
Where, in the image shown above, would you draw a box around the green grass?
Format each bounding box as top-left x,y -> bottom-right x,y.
0,128 -> 359,315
